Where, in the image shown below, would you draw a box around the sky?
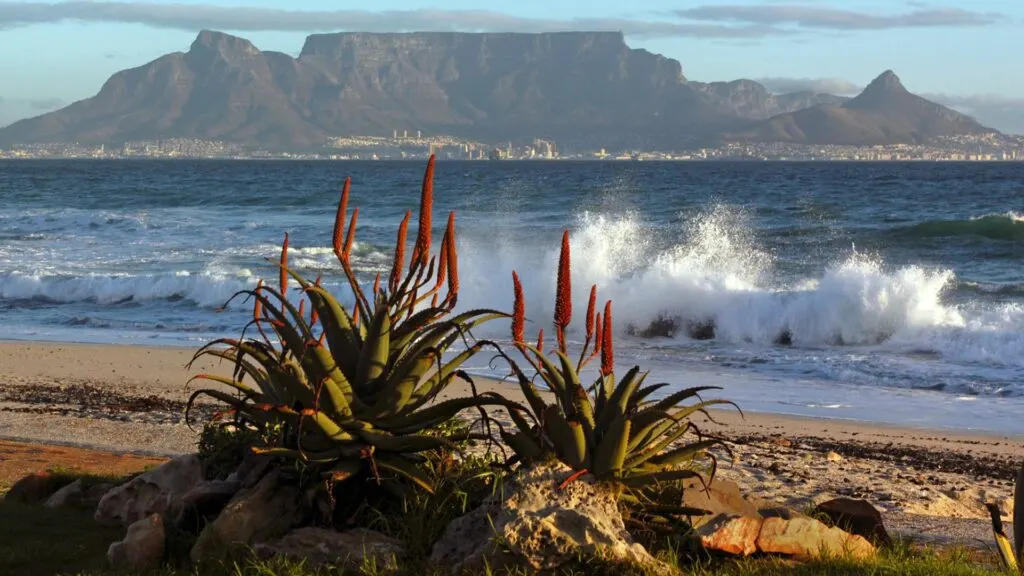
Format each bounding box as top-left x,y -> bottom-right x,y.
0,0 -> 1022,132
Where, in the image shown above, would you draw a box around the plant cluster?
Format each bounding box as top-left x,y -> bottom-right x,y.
188,155 -> 734,538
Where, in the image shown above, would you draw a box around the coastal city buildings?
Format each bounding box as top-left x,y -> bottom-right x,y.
0,133 -> 1021,162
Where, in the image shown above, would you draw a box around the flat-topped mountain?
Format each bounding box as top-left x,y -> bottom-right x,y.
726,70 -> 996,145
0,32 -> 997,149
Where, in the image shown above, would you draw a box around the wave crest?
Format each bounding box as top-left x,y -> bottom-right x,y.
897,212 -> 1024,241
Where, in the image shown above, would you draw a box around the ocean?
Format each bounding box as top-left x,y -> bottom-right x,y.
1,160 -> 1021,433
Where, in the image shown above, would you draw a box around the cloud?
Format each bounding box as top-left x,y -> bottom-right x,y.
927,94 -> 1024,134
675,5 -> 998,30
0,2 -> 783,38
26,97 -> 64,110
757,77 -> 861,95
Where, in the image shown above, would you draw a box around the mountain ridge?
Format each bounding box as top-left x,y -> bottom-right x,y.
0,31 -> 997,149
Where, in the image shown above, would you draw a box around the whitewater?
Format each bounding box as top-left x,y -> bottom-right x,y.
0,160 -> 1021,432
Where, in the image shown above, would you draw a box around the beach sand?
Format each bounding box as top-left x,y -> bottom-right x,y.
1,340 -> 1020,547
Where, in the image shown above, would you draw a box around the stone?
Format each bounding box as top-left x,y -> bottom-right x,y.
44,478 -> 86,509
814,498 -> 892,547
190,471 -> 298,563
696,514 -> 762,556
756,517 -> 875,559
826,451 -> 844,463
430,462 -> 668,574
255,528 -> 404,569
107,513 -> 166,573
682,478 -> 760,527
95,454 -> 204,527
5,471 -> 68,504
174,479 -> 241,532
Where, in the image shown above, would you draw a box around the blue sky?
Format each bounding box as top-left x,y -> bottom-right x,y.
1,0 -> 1023,132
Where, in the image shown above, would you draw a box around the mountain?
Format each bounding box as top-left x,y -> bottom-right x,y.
726,70 -> 996,145
0,33 -> 998,149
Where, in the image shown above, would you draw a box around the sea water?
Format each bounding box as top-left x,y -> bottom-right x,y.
0,160 -> 1021,432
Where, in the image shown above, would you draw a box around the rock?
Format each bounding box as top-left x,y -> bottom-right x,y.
814,498 -> 892,547
430,462 -> 668,574
95,454 -> 204,527
107,513 -> 166,573
756,517 -> 875,559
255,528 -> 403,569
682,478 -> 760,527
5,471 -> 69,504
44,479 -> 86,509
190,471 -> 298,563
174,479 -> 241,532
826,451 -> 844,463
696,514 -> 762,556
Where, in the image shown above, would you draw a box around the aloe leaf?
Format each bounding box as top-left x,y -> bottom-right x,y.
186,374 -> 258,397
621,469 -> 702,488
641,439 -> 725,468
593,415 -> 630,478
356,301 -> 391,386
374,453 -> 436,494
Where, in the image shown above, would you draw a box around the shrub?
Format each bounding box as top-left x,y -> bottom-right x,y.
498,230 -> 737,528
186,156 -> 519,510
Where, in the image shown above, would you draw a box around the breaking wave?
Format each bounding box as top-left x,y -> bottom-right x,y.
896,212 -> 1024,241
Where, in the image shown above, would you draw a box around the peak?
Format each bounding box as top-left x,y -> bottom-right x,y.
863,70 -> 905,94
190,30 -> 260,56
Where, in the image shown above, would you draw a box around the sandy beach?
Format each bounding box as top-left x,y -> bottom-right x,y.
1,339 -> 1020,547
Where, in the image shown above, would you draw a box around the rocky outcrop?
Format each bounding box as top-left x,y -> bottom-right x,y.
430,462 -> 668,574
95,454 -> 204,526
255,528 -> 404,570
190,471 -> 298,563
813,498 -> 892,547
44,479 -> 114,510
4,471 -> 68,504
698,514 -> 876,559
107,513 -> 166,572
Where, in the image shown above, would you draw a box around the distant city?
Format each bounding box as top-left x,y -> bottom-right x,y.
1,132 -> 1021,162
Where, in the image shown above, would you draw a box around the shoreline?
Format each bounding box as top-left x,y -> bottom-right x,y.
1,339 -> 1021,545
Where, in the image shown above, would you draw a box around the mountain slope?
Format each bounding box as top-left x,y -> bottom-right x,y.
727,70 -> 996,145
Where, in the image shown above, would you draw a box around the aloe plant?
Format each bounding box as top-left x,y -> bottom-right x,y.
187,156 -> 517,494
499,231 -> 736,504
987,463 -> 1024,573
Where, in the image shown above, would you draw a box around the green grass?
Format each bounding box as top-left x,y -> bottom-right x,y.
0,500 -> 125,576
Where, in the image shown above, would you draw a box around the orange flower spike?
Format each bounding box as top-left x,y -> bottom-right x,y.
512,271 -> 525,347
343,208 -> 359,261
434,216 -> 451,290
593,313 -> 603,356
332,178 -> 351,260
445,213 -> 459,298
373,273 -> 381,295
298,299 -> 306,320
413,155 -> 435,267
310,276 -> 322,326
536,328 -> 545,353
554,230 -> 572,351
600,301 -> 614,376
279,233 -> 289,297
585,285 -> 597,342
352,305 -> 360,326
252,279 -> 264,321
390,211 -> 411,292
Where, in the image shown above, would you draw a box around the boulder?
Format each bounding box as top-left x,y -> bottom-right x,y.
95,454 -> 204,526
756,517 -> 875,559
430,462 -> 668,574
814,498 -> 892,547
107,513 -> 166,573
696,514 -> 762,556
682,478 -> 760,526
190,471 -> 298,563
174,479 -> 241,532
5,471 -> 68,504
255,528 -> 404,569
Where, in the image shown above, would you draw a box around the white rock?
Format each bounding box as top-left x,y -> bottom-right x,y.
95,454 -> 204,526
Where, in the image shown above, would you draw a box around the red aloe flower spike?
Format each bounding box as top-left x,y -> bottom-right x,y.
373,273 -> 381,295
333,178 -> 351,262
298,299 -> 306,321
536,328 -> 544,353
412,155 -> 435,268
343,208 -> 359,261
434,214 -> 452,290
585,285 -> 597,342
279,233 -> 289,297
310,276 -> 322,326
390,211 -> 411,292
512,271 -> 525,348
592,313 -> 603,357
554,230 -> 572,352
600,301 -> 614,376
445,213 -> 458,304
352,305 -> 360,327
253,279 -> 264,321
